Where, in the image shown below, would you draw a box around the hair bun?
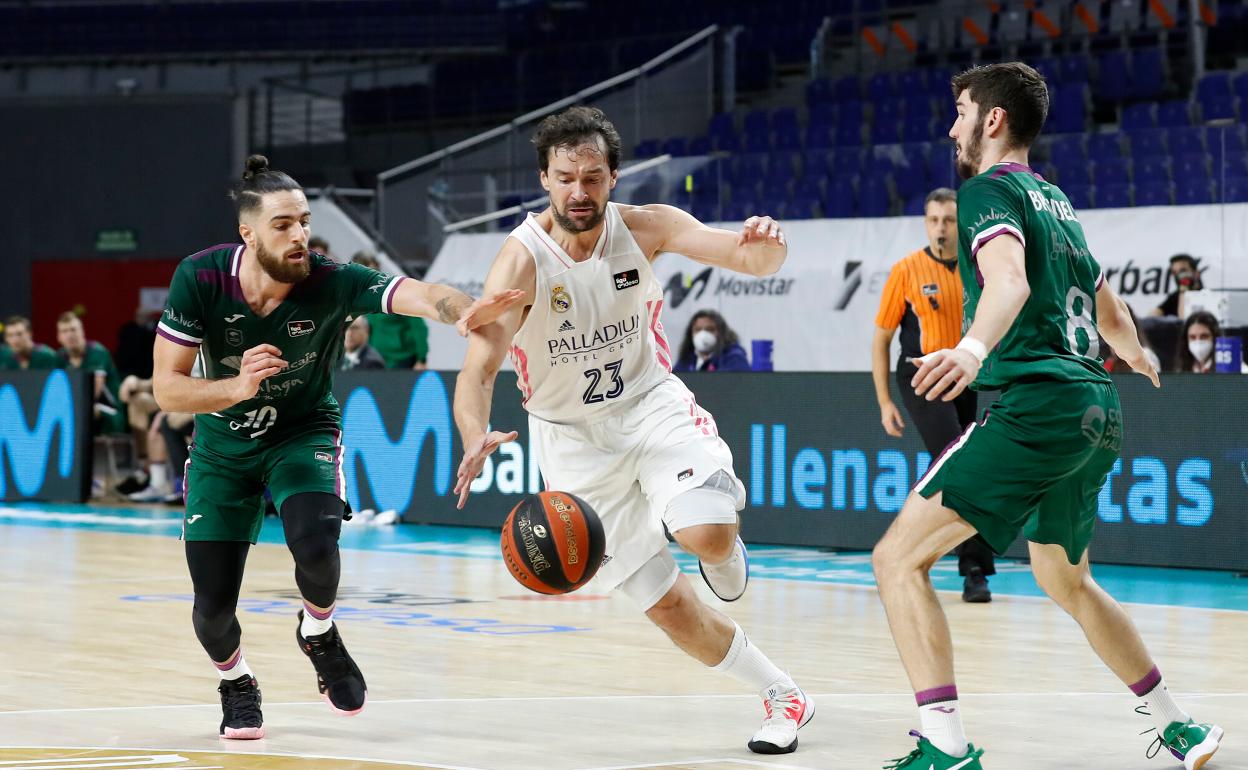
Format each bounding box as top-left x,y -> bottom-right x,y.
243,154 -> 270,180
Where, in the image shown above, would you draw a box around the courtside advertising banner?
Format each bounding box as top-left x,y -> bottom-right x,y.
333,371 -> 1248,572
0,369 -> 92,502
423,203 -> 1248,371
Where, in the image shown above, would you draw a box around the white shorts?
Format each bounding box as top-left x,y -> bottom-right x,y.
529,375 -> 746,594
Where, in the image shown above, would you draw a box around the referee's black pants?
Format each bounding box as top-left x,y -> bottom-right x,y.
896,360 -> 996,577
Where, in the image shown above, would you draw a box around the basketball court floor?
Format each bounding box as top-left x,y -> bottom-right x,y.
1,502 -> 1244,769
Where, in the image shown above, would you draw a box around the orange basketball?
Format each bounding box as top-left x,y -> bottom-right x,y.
500,491 -> 605,594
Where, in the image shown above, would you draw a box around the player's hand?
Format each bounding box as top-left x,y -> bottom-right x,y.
232,344 -> 287,402
880,401 -> 906,437
1121,351 -> 1161,388
913,348 -> 980,402
737,215 -> 787,250
456,290 -> 527,336
454,429 -> 519,509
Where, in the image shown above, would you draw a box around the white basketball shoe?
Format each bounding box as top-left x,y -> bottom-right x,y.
748,682 -> 814,754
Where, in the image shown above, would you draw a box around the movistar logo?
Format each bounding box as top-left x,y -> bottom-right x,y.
0,370 -> 76,498
663,267 -> 712,309
340,371 -> 452,513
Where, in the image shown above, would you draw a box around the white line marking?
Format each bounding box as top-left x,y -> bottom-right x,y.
0,747 -> 484,770
575,759 -> 821,770
2,692 -> 1243,718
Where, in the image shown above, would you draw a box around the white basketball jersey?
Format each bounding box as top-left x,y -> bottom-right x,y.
507,203 -> 673,423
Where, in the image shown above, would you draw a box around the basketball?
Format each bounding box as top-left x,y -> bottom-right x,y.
500,491 -> 605,594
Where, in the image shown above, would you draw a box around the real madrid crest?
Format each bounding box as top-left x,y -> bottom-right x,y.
550,285 -> 572,313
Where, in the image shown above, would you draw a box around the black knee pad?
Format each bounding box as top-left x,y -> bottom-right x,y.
281,492 -> 345,564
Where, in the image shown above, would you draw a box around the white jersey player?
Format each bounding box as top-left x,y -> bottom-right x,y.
453,106 -> 814,755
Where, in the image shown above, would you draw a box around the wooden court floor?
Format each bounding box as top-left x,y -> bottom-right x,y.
0,507 -> 1244,769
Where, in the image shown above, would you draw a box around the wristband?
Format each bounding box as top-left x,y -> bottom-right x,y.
956,336 -> 988,364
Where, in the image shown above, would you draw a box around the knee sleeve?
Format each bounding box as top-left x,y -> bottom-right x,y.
186,541 -> 248,661
663,470 -> 741,534
618,547 -> 681,611
281,492 -> 345,606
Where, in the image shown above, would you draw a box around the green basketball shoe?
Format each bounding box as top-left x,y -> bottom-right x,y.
884,731 -> 985,769
1148,720 -> 1224,770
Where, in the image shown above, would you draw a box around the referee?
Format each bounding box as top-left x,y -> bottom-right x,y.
871,187 -> 995,603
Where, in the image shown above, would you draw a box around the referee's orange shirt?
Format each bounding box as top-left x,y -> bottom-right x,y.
874,247 -> 964,360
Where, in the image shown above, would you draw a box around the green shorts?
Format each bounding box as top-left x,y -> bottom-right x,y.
183,428 -> 346,543
917,378 -> 1122,564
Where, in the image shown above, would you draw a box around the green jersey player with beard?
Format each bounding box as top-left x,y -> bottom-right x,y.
152,154 -> 522,741
870,64 -> 1223,770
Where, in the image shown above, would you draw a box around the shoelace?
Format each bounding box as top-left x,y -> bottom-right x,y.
882,731 -> 926,769
303,628 -> 356,682
1136,705 -> 1190,759
760,688 -> 802,727
219,680 -> 261,723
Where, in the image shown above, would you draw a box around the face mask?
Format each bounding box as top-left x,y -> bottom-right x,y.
693,330 -> 718,355
1188,339 -> 1213,362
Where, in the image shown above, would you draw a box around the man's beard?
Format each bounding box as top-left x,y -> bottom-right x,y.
955,117 -> 986,180
551,198 -> 605,234
257,241 -> 311,283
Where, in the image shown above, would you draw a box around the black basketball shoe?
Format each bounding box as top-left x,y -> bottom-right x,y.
217,675 -> 265,740
296,611 -> 367,715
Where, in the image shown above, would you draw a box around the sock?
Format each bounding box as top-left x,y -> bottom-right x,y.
300,601 -> 334,637
916,685 -> 969,758
1131,667 -> 1190,735
711,622 -> 795,694
214,648 -> 254,681
148,463 -> 168,490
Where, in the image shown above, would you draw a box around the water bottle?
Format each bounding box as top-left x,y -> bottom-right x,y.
1214,336 -> 1242,373
751,339 -> 774,372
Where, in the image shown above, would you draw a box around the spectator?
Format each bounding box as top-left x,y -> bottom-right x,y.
115,373 -> 165,496
1101,305 -> 1163,374
340,315 -> 386,371
0,316 -> 61,370
1152,253 -> 1204,318
1176,310 -> 1228,373
309,236 -> 334,261
674,309 -> 750,372
352,251 -> 430,368
116,306 -> 158,379
56,311 -> 127,434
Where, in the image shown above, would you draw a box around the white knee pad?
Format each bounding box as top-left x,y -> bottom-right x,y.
618,546 -> 681,611
663,469 -> 742,534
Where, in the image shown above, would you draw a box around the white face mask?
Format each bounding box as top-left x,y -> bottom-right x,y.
1188,339 -> 1213,362
693,329 -> 718,355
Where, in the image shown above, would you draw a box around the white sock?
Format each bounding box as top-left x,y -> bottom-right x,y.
300,604 -> 334,637
917,686 -> 968,758
711,622 -> 794,693
148,463 -> 168,490
1138,677 -> 1191,735
214,649 -> 254,681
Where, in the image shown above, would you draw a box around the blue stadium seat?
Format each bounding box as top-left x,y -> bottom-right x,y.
833,147 -> 866,177
687,135 -> 712,156
1128,129 -> 1167,156
858,177 -> 892,216
839,100 -> 866,126
1176,177 -> 1215,205
1157,100 -> 1192,127
1168,126 -> 1206,154
1097,50 -> 1130,102
1057,55 -> 1091,85
1134,182 -> 1171,206
1222,176 -> 1248,203
1231,71 -> 1248,106
1129,48 -> 1165,99
834,75 -> 862,100
1047,134 -> 1088,165
875,98 -> 906,124
661,137 -> 689,157
835,122 -> 864,146
894,163 -> 930,200
1051,84 -> 1088,133
774,126 -> 802,151
1197,72 -> 1236,121
1097,182 -> 1132,208
1094,157 -> 1131,185
896,69 -> 927,95
925,67 -> 954,96
902,114 -> 934,142
744,131 -> 771,153
903,194 -> 927,216
772,107 -> 800,133
868,72 -> 896,98
731,154 -> 768,185
743,109 -> 769,137
806,124 -> 833,149
804,149 -> 834,176
760,176 -> 791,202
871,120 -> 901,144
825,178 -> 856,217
634,139 -> 660,158
809,102 -> 837,130
772,150 -> 801,177
1063,184 -> 1094,209
788,195 -> 823,219
1055,161 -> 1093,186
866,153 -> 896,176
1173,152 -> 1211,179
1033,57 -> 1060,85
1223,151 -> 1248,179
806,78 -> 832,107
1121,102 -> 1157,131
709,112 -> 735,139
713,131 -> 741,153
929,147 -> 957,187
1134,155 -> 1170,183
1089,132 -> 1124,159
794,176 -> 824,201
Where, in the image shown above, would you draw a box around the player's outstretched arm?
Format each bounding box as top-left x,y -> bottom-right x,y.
1096,280 -> 1160,387
631,204 -> 787,277
152,336 -> 287,414
913,234 -> 1030,402
388,278 -> 525,335
452,240 -> 534,509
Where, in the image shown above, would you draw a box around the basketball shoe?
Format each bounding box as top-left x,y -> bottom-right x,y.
1147,719 -> 1223,769
748,683 -> 814,754
699,535 -> 749,602
217,675 -> 264,740
296,611 -> 367,715
884,731 -> 984,769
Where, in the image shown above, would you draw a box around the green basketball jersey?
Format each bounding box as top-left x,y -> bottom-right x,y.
158,244 -> 404,450
957,163 -> 1111,390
